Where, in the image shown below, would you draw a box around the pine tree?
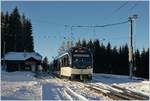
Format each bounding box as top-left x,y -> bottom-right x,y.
4,12 -> 10,53
111,46 -> 119,74
106,42 -> 112,73
66,40 -> 70,49
144,48 -> 149,78
58,41 -> 66,55
81,39 -> 87,48
20,14 -> 26,51
87,40 -> 94,50
1,7 -> 34,53
134,49 -> 141,76
24,19 -> 34,52
93,39 -> 101,73
76,39 -> 82,48
8,7 -> 22,51
122,44 -> 129,75
1,12 -> 5,58
70,40 -> 74,48
43,56 -> 49,72
1,12 -> 10,57
118,44 -> 129,75
139,48 -> 149,78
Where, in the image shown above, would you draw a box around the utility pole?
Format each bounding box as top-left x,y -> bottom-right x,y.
128,14 -> 138,80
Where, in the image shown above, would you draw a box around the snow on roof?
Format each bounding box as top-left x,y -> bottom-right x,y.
3,52 -> 42,61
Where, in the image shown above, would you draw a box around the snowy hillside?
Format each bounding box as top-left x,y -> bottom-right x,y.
1,71 -> 149,100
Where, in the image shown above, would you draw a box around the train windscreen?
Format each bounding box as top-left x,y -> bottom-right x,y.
73,54 -> 92,68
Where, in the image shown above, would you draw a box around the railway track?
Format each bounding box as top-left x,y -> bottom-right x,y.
51,74 -> 149,100
51,76 -> 89,100
112,84 -> 149,100
85,83 -> 149,100
63,86 -> 88,100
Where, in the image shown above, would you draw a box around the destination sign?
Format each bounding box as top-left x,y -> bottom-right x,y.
74,49 -> 88,53
73,54 -> 90,57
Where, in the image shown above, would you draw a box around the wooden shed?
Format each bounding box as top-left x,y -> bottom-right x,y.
2,52 -> 42,72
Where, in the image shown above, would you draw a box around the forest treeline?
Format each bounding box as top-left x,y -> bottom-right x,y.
1,7 -> 34,58
75,39 -> 149,78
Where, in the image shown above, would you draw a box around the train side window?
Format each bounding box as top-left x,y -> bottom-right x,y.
61,59 -> 63,67
63,55 -> 67,67
66,55 -> 69,66
60,59 -> 61,67
67,56 -> 69,66
64,57 -> 66,66
63,57 -> 65,67
64,58 -> 65,66
63,58 -> 65,66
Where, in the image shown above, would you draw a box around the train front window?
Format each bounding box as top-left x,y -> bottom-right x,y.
73,56 -> 91,68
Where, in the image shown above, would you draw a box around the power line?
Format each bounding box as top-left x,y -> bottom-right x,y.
105,1 -> 129,20
111,1 -> 129,16
64,20 -> 129,46
71,20 -> 128,28
94,20 -> 128,27
130,2 -> 139,11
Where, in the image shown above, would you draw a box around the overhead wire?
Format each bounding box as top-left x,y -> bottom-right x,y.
129,2 -> 139,11
71,20 -> 128,28
94,20 -> 128,27
68,20 -> 129,45
104,1 -> 129,20
110,1 -> 129,16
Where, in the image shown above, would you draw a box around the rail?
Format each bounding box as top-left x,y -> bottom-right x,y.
85,83 -> 149,100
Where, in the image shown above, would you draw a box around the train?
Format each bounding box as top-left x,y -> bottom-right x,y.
51,47 -> 93,81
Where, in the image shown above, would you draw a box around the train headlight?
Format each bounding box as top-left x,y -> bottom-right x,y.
87,66 -> 91,68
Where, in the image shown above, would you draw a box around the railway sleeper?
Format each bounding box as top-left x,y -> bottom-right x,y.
112,85 -> 149,100
86,84 -> 142,100
85,85 -> 128,100
111,91 -> 137,100
92,83 -> 148,100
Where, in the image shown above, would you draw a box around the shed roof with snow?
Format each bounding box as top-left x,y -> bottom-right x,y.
3,52 -> 42,61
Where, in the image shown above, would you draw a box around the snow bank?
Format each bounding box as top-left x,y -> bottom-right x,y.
117,81 -> 150,96
1,71 -> 36,81
93,73 -> 145,84
1,71 -> 42,100
1,81 -> 42,100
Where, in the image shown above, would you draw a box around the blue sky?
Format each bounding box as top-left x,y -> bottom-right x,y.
1,1 -> 149,61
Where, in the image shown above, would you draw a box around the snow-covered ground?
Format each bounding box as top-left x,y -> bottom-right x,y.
1,71 -> 36,81
116,81 -> 149,96
1,71 -> 149,100
92,73 -> 146,84
1,71 -> 42,100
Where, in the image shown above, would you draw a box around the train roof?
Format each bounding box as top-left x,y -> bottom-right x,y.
54,47 -> 90,60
